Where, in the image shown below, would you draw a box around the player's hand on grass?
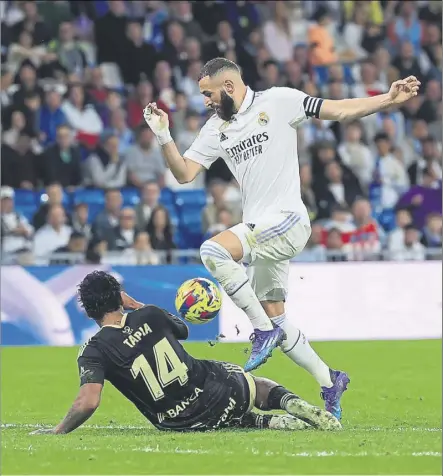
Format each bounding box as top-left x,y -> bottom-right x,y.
143,102 -> 172,145
29,427 -> 56,435
388,76 -> 421,105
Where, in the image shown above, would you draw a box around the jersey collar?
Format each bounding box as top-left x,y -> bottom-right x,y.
101,313 -> 128,329
236,86 -> 255,115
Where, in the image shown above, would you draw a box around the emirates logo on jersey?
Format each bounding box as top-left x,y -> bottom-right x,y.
225,132 -> 269,165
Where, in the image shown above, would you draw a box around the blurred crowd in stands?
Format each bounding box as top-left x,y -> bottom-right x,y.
0,0 -> 442,265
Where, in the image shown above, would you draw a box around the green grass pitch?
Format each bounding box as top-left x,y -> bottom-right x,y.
2,340 -> 441,475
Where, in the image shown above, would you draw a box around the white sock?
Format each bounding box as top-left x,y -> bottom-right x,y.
272,314 -> 333,387
200,241 -> 273,331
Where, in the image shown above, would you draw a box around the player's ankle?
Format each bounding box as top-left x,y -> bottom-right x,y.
267,385 -> 299,411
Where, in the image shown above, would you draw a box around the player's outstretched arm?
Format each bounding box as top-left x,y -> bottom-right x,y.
143,103 -> 203,184
30,383 -> 102,435
318,76 -> 421,122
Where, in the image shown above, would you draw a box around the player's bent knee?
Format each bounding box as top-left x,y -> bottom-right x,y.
252,376 -> 279,410
207,228 -> 247,262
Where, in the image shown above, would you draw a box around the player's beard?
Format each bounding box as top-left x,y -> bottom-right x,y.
214,90 -> 236,121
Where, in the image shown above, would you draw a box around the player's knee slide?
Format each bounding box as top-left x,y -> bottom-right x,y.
200,240 -> 248,296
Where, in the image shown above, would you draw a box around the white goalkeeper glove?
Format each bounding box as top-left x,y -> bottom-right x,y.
143,102 -> 172,146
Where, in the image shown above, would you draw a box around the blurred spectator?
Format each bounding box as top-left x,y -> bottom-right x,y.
125,125 -> 165,188
350,198 -> 383,258
37,1 -> 73,39
171,91 -> 189,138
167,111 -> 205,191
257,60 -> 283,90
83,133 -> 127,189
45,21 -> 88,79
401,119 -> 429,168
50,231 -> 87,264
192,1 -> 227,38
33,203 -> 72,258
33,183 -> 68,230
202,179 -> 241,233
180,37 -> 202,75
388,207 -> 413,251
91,188 -> 122,242
2,108 -> 39,153
392,41 -> 424,82
295,223 -> 326,262
124,231 -> 160,265
96,90 -> 123,129
316,161 -> 363,219
408,135 -> 442,186
422,24 -> 442,69
388,2 -> 422,56
85,67 -> 108,105
419,1 -> 442,27
1,134 -> 38,189
7,30 -> 47,75
224,1 -> 260,42
371,132 -> 409,210
126,80 -> 171,130
94,0 -> 127,65
39,89 -> 67,147
107,207 -> 141,251
135,181 -> 160,229
338,121 -> 374,189
389,224 -> 426,261
372,47 -> 398,91
0,186 -> 33,256
179,60 -> 206,113
11,1 -> 51,46
41,124 -> 82,188
342,3 -> 368,61
169,1 -> 205,42
61,83 -> 103,149
106,108 -> 134,155
146,205 -> 176,261
120,19 -> 158,86
324,205 -> 356,233
417,79 -> 442,123
204,20 -> 236,62
420,213 -> 442,248
302,117 -> 336,149
326,228 -> 347,262
71,202 -> 91,240
153,61 -> 176,111
352,60 -> 385,98
308,6 -> 338,67
12,62 -> 44,108
263,2 -> 298,64
284,60 -> 305,91
162,20 -> 187,69
397,170 -> 442,230
300,164 -> 318,221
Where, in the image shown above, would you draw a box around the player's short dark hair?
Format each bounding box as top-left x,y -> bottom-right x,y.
198,57 -> 240,81
78,271 -> 123,321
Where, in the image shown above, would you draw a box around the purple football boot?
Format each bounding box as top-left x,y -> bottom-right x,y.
244,327 -> 286,372
320,370 -> 350,420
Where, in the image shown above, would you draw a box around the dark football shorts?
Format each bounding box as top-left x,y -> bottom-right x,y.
156,360 -> 256,432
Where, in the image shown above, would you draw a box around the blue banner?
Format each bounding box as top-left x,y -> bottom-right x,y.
0,265 -> 220,346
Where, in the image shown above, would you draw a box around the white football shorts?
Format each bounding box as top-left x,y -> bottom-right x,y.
229,212 -> 311,301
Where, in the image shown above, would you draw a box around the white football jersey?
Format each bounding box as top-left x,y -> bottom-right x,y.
184,86 -> 322,223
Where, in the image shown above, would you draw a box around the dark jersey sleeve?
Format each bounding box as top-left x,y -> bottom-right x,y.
77,343 -> 106,387
159,308 -> 189,340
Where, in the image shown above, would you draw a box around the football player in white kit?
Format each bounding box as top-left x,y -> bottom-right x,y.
144,58 -> 420,419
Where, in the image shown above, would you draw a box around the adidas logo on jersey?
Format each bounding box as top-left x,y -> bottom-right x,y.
220,132 -> 228,142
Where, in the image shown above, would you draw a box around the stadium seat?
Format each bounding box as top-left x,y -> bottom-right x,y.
72,189 -> 105,206
160,187 -> 174,205
17,204 -> 37,222
121,188 -> 140,206
174,190 -> 207,208
38,189 -> 71,208
14,190 -> 37,207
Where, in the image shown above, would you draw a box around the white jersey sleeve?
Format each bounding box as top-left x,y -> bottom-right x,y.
183,119 -> 221,170
268,87 -> 324,128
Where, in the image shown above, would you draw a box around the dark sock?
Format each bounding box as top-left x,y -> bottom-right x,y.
240,412 -> 273,429
267,386 -> 299,410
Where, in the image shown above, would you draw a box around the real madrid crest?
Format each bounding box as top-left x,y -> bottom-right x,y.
258,112 -> 269,126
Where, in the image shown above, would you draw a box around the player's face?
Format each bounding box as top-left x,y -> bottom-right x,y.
199,77 -> 236,121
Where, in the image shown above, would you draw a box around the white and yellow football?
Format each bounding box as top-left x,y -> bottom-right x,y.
175,277 -> 222,324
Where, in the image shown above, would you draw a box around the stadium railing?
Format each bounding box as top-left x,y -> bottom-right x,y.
0,248 -> 441,266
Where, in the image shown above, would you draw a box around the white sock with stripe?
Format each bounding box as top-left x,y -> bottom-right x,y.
200,241 -> 273,331
272,314 -> 333,387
